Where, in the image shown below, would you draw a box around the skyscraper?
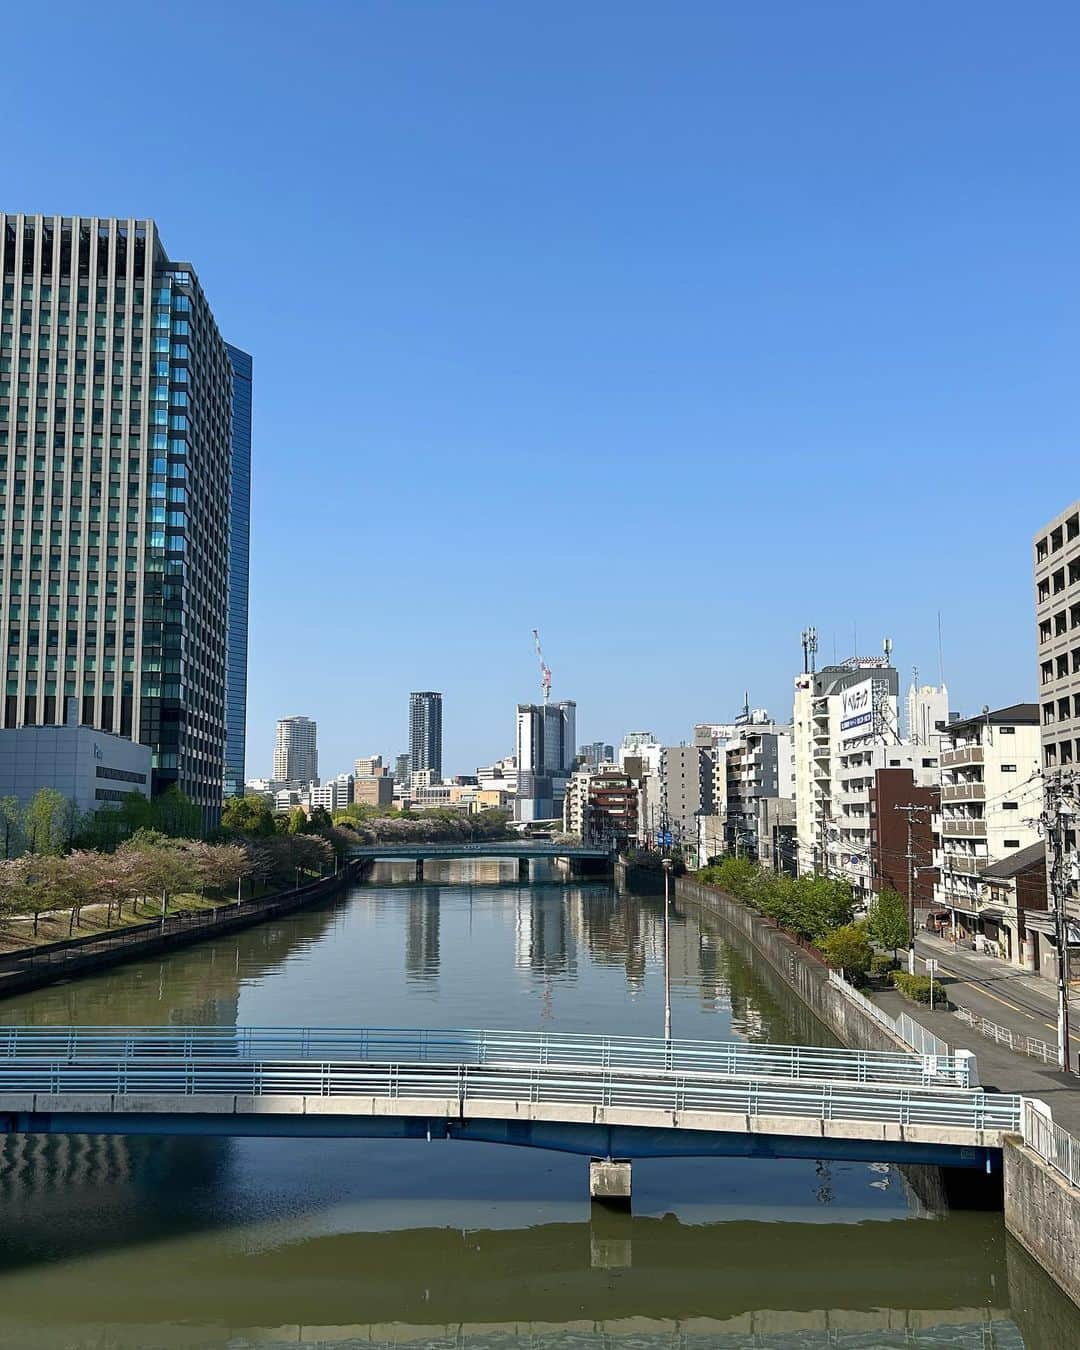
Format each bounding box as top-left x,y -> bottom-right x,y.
0,214 -> 242,826
223,344 -> 251,799
409,691 -> 442,780
515,699 -> 576,821
273,714 -> 317,784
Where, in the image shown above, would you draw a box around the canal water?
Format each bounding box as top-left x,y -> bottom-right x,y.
0,862 -> 1076,1349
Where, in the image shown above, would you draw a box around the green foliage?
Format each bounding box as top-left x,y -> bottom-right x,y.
869,952 -> 901,979
77,786 -> 203,851
220,794 -> 277,838
697,859 -> 854,946
891,971 -> 945,1008
0,797 -> 25,859
819,921 -> 874,980
867,888 -> 910,957
24,788 -> 76,855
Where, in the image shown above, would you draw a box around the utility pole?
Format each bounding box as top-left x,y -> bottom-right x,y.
1043,774 -> 1075,1073
895,803 -> 931,974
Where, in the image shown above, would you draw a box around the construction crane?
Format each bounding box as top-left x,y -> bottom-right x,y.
532,628 -> 552,704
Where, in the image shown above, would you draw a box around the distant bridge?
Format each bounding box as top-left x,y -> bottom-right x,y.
0,1025 -> 1021,1198
346,840 -> 614,880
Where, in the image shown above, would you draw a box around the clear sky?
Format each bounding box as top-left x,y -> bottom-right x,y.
8,2 -> 1080,777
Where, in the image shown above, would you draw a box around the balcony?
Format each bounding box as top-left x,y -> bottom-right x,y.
941,745 -> 984,769
941,782 -> 986,803
941,818 -> 987,838
942,855 -> 990,876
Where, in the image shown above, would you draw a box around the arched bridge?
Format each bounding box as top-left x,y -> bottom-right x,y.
346,840 -> 615,880
0,1025 -> 1026,1199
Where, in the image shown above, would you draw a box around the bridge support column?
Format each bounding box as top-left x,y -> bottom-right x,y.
414,859 -> 424,883
518,857 -> 530,881
589,1157 -> 631,1211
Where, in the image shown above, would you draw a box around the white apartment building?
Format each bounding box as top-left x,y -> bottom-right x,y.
725,721 -> 794,859
932,705 -> 1042,944
354,755 -> 384,778
793,657 -> 900,883
307,773 -> 354,814
836,742 -> 940,900
563,769 -> 591,838
619,731 -> 662,841
273,716 -> 318,786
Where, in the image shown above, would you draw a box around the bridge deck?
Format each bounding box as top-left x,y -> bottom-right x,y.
347,842 -> 612,860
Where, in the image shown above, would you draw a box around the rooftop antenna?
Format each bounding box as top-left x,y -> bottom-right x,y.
532,628 -> 552,705
801,626 -> 818,674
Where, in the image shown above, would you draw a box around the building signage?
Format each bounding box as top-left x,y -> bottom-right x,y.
839,679 -> 874,743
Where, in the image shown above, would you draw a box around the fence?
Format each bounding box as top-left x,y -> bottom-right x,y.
0,1023 -> 976,1088
1023,1099 -> 1080,1189
956,1007 -> 1057,1066
827,971 -> 953,1063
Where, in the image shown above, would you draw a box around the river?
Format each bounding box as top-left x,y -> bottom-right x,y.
0,862 -> 1075,1348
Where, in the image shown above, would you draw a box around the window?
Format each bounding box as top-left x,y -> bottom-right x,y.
1003,801 -> 1018,810
1004,839 -> 1021,850
1000,726 -> 1015,735
1001,764 -> 1017,772
95,764 -> 146,784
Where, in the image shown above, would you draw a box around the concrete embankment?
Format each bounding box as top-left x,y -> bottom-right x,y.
675,877 -> 911,1055
1004,1135 -> 1080,1313
0,863 -> 361,1000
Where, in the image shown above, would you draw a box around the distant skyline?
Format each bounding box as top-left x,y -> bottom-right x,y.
9,2 -> 1080,780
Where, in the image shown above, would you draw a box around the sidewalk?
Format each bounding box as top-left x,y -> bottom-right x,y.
864,932 -> 1080,1136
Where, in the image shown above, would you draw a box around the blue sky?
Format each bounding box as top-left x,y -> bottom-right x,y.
8,2 -> 1080,776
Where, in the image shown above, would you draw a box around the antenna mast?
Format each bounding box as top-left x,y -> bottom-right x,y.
532,628 -> 552,705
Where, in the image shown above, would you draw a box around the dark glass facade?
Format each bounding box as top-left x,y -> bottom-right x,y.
224,344 -> 251,798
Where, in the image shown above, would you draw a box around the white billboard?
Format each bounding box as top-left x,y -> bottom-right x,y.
839,678 -> 874,744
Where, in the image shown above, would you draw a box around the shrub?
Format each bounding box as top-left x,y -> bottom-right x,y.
891,970 -> 945,1008
869,952 -> 901,979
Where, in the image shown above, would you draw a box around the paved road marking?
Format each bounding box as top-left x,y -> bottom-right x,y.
931,957 -> 1080,1045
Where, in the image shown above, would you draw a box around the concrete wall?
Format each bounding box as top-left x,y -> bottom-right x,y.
676,877 -> 911,1056
1004,1135 -> 1080,1310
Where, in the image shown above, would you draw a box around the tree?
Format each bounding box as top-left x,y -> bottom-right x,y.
0,797 -> 25,859
25,788 -> 76,856
867,888 -> 910,959
820,922 -> 874,981
220,794 -> 277,838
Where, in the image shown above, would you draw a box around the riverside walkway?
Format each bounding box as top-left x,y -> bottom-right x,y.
0,1026 -> 1023,1187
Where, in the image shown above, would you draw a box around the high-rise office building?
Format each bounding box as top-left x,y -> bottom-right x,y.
409,691 -> 442,780
223,344 -> 251,798
0,214 -> 245,826
515,699 -> 576,822
273,714 -> 317,784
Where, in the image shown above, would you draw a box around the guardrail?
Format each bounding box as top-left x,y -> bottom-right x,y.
0,1024 -> 976,1088
956,1007 -> 1056,1066
827,971 -> 954,1063
0,1056 -> 1025,1132
1023,1100 -> 1080,1189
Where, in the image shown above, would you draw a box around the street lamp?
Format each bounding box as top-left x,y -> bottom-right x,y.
662,857 -> 674,1042
236,871 -> 250,909
295,866 -> 302,891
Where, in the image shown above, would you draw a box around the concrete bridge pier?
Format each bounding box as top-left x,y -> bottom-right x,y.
589,1157 -> 631,1212
518,857 -> 530,882
414,859 -> 424,883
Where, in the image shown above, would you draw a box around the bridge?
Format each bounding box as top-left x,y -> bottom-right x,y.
0,1025 -> 1025,1201
346,841 -> 613,880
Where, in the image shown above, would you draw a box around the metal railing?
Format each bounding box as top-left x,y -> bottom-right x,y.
0,1055 -> 1025,1133
0,1024 -> 975,1088
827,971 -> 955,1064
1023,1100 -> 1080,1189
956,1007 -> 1056,1065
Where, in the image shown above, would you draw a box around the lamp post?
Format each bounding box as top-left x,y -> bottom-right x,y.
295,866 -> 301,892
236,871 -> 250,909
662,856 -> 674,1042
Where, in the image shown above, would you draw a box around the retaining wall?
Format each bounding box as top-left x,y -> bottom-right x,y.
0,864 -> 360,1000
676,877 -> 912,1056
1004,1136 -> 1080,1311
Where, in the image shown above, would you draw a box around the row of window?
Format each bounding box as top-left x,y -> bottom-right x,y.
95,765 -> 146,784
1035,513 -> 1080,561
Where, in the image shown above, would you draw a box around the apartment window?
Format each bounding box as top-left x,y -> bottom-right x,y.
1000,726 -> 1015,735
1004,839 -> 1021,850
1003,801 -> 1018,810
1001,764 -> 1017,773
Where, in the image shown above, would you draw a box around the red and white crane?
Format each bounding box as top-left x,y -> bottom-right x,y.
532,628 -> 552,705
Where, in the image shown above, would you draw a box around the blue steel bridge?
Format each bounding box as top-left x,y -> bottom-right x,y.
0,1025 -> 1025,1193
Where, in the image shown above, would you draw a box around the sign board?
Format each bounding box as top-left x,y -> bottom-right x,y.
925,958 -> 938,973
839,678 -> 875,744
656,831 -> 673,848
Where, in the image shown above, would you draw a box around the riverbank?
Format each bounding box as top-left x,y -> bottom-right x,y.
0,862 -> 360,1000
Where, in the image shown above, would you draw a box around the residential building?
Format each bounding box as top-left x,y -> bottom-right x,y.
0,697 -> 150,813
584,768 -> 640,848
978,843 -> 1050,974
792,656 -> 900,884
273,715 -> 317,786
409,691 -> 442,780
354,774 -> 393,809
354,754 -> 385,778
0,214 -> 243,826
725,720 -> 794,859
1034,500 -> 1080,931
837,742 -> 940,901
619,731 -> 663,840
868,768 -> 940,920
563,769 -> 590,837
931,704 -> 1041,944
393,753 -> 410,784
515,699 -> 576,822
477,753 -> 518,795
223,344 -> 251,798
660,744 -> 714,861
307,772 -> 352,813
757,796 -> 798,875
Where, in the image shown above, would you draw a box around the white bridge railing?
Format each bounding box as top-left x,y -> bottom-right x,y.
956,1007 -> 1056,1066
827,971 -> 955,1065
1023,1100 -> 1080,1189
0,1055 -> 1024,1133
0,1024 -> 975,1088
